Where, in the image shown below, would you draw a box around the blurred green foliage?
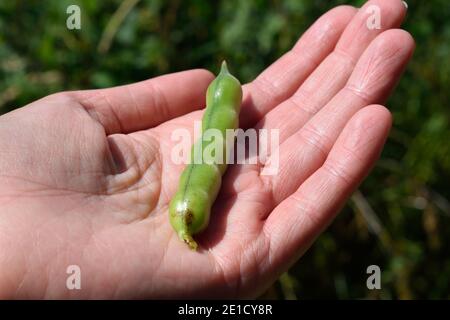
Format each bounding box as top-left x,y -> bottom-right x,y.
1,0 -> 449,299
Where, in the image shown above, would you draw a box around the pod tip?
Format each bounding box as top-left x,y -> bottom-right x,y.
220,60 -> 229,74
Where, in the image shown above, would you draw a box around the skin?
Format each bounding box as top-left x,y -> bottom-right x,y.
169,62 -> 242,250
0,0 -> 414,299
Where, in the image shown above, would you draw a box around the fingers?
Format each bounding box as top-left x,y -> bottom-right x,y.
264,29 -> 414,205
335,0 -> 407,57
258,0 -> 408,143
73,69 -> 214,134
262,105 -> 391,273
239,5 -> 357,128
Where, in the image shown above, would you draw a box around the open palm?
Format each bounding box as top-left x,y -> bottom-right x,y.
0,0 -> 413,299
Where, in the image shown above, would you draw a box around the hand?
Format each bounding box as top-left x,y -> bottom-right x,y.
0,0 -> 413,299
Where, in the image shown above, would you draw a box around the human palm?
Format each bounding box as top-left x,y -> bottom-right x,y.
0,0 -> 413,299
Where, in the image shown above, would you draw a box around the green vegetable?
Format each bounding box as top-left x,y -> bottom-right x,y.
169,61 -> 243,250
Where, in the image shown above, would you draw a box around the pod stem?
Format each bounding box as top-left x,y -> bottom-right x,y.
178,229 -> 198,251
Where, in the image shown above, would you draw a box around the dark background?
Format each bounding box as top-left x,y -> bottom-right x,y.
0,0 -> 449,299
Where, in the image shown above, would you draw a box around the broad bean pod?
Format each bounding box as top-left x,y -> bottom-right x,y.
169,62 -> 242,250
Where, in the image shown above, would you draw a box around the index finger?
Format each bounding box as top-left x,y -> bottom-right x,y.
239,5 -> 357,128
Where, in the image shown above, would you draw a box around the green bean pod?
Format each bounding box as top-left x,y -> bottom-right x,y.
169,61 -> 242,250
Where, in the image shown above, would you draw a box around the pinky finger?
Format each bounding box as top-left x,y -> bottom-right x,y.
263,105 -> 392,273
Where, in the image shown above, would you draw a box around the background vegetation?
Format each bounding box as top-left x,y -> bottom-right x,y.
1,0 -> 449,299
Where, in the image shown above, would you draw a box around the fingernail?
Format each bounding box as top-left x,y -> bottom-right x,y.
402,1 -> 408,9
